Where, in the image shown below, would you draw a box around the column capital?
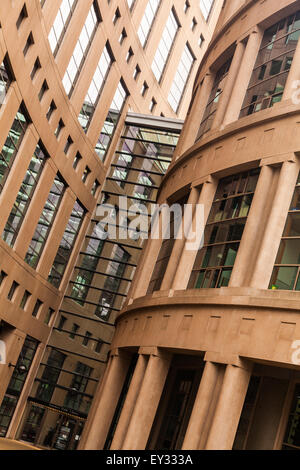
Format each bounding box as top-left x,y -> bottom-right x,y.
138,346 -> 171,361
260,152 -> 297,167
204,351 -> 253,372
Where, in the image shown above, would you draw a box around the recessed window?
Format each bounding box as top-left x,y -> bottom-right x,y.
113,8 -> 121,24
191,17 -> 197,31
141,81 -> 149,96
133,64 -> 141,80
30,57 -> 41,80
82,331 -> 92,346
69,323 -> 79,339
64,135 -> 73,154
126,47 -> 134,63
91,179 -> 100,196
149,97 -> 157,112
57,315 -> 67,331
73,152 -> 82,169
55,119 -> 65,138
32,299 -> 43,318
44,307 -> 55,325
119,28 -> 127,44
23,32 -> 34,56
46,100 -> 57,121
7,281 -> 19,301
0,271 -> 7,288
82,166 -> 91,183
20,290 -> 31,310
198,34 -> 205,47
16,4 -> 28,30
38,80 -> 49,101
184,1 -> 190,13
95,339 -> 103,353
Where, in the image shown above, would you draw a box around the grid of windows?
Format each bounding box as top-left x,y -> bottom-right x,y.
168,43 -> 195,113
64,362 -> 92,412
0,337 -> 38,437
0,105 -> 29,194
48,0 -> 78,57
36,349 -> 66,403
25,174 -> 66,269
2,142 -> 48,247
48,200 -> 85,288
137,0 -> 161,48
270,173 -> 300,291
199,0 -> 214,21
196,57 -> 232,140
188,169 -> 260,289
95,80 -> 128,162
78,43 -> 114,132
95,245 -> 130,321
151,8 -> 179,83
240,11 -> 300,118
62,1 -> 100,97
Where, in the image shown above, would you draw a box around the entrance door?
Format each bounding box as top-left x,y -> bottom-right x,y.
53,416 -> 77,450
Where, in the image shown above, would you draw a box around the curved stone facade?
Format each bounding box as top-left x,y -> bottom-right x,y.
82,0 -> 300,451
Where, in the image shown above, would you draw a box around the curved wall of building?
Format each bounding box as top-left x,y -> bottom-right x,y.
82,0 -> 300,451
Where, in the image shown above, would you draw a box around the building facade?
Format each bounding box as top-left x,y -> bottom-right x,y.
80,0 -> 300,451
0,0 -> 221,450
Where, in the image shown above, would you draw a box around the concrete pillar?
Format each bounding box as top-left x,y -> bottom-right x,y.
182,361 -> 219,450
283,33 -> 300,102
212,40 -> 246,130
122,348 -> 172,450
205,363 -> 252,450
249,159 -> 299,289
229,164 -> 276,287
160,187 -> 200,291
80,349 -> 132,450
223,28 -> 263,126
110,354 -> 148,450
172,178 -> 218,291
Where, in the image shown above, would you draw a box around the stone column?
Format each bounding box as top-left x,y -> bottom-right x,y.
229,164 -> 275,287
212,40 -> 246,130
160,187 -> 200,291
122,348 -> 172,450
205,363 -> 252,450
79,349 -> 132,450
182,361 -> 219,450
110,354 -> 148,450
172,178 -> 218,291
249,159 -> 299,289
283,33 -> 300,102
223,28 -> 263,126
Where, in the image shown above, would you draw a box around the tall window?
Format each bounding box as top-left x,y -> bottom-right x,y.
137,0 -> 161,47
0,105 -> 29,194
36,349 -> 66,403
95,80 -> 128,162
95,245 -> 130,321
0,337 -> 39,437
270,173 -> 300,291
78,43 -> 114,132
2,142 -> 48,247
48,200 -> 85,288
25,173 -> 66,269
48,0 -> 78,57
197,57 -> 232,140
199,0 -> 214,21
240,11 -> 300,118
151,8 -> 179,83
188,169 -> 260,289
62,1 -> 101,97
64,362 -> 92,412
168,43 -> 195,113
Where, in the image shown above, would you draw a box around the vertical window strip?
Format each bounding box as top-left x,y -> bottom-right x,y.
137,0 -> 161,48
78,43 -> 114,132
25,174 -> 66,269
151,8 -> 179,82
48,200 -> 85,288
48,0 -> 78,57
168,44 -> 195,113
95,80 -> 128,162
0,56 -> 13,107
0,105 -> 29,194
62,2 -> 100,97
2,142 -> 48,248
199,0 -> 214,21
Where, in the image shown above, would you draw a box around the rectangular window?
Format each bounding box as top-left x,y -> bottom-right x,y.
35,348 -> 66,403
199,0 -> 214,21
168,43 -> 195,113
137,0 -> 161,48
188,169 -> 260,289
48,200 -> 85,288
25,173 -> 66,269
0,336 -> 39,437
48,0 -> 78,57
0,55 -> 14,106
0,105 -> 29,194
240,12 -> 300,118
151,8 -> 180,82
2,142 -> 48,247
62,1 -> 101,97
63,362 -> 92,412
95,79 -> 128,162
78,42 -> 114,132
